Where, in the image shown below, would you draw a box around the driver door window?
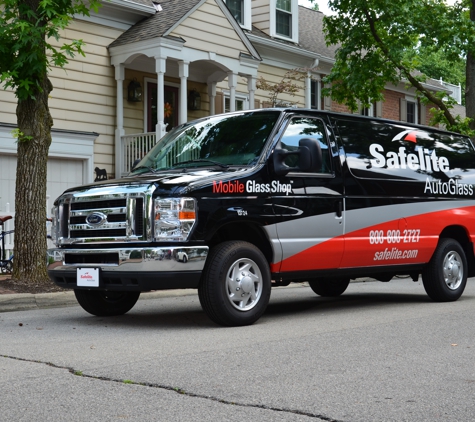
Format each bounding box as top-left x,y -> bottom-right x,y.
280,117 -> 331,172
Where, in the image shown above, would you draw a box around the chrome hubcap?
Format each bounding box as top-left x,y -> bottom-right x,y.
226,258 -> 263,311
443,251 -> 463,290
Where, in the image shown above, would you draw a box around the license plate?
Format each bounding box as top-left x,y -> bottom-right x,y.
77,268 -> 99,287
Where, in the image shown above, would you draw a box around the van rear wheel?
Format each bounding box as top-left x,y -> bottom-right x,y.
422,238 -> 467,302
308,278 -> 350,297
198,241 -> 271,326
74,290 -> 140,316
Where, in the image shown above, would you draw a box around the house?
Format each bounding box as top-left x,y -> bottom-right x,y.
0,0 -> 456,239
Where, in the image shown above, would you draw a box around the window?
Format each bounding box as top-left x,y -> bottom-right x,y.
276,0 -> 292,37
224,96 -> 247,112
279,117 -> 331,173
400,97 -> 418,124
360,103 -> 374,117
310,80 -> 319,110
406,101 -> 416,124
226,0 -> 243,24
225,0 -> 251,30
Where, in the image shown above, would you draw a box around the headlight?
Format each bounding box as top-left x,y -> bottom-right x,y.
154,198 -> 196,241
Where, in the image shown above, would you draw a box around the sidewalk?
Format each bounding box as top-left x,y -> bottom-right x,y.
0,274 -> 199,313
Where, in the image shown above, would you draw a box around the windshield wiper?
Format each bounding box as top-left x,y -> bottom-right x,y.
173,159 -> 230,169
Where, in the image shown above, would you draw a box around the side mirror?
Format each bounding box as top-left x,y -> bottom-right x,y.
273,137 -> 323,176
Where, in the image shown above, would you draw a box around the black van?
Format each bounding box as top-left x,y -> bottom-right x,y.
48,109 -> 475,326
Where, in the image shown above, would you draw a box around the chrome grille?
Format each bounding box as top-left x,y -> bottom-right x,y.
54,184 -> 153,245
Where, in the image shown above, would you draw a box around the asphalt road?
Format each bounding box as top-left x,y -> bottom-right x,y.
1,278 -> 475,421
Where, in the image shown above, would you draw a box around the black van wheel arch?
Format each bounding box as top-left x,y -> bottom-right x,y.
308,278 -> 350,297
74,290 -> 140,316
198,241 -> 271,326
422,238 -> 468,302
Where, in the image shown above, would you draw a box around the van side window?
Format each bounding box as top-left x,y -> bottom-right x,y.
335,117 -> 475,183
280,117 -> 331,173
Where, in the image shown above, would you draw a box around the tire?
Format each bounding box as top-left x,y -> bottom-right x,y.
308,278 -> 350,297
422,238 -> 467,302
1,260 -> 12,274
182,255 -> 188,263
198,241 -> 271,326
74,290 -> 140,316
4,260 -> 12,274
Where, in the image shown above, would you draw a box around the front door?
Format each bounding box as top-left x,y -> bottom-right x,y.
272,114 -> 345,274
147,83 -> 179,133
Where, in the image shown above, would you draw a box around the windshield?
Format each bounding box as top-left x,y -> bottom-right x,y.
130,110 -> 281,174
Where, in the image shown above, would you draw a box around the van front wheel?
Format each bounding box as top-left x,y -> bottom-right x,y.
422,238 -> 467,302
198,241 -> 271,326
74,290 -> 140,316
308,278 -> 350,297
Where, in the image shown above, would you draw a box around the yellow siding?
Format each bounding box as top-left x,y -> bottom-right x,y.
48,20 -> 121,175
216,63 -> 305,108
252,1 -> 271,34
170,0 -> 250,58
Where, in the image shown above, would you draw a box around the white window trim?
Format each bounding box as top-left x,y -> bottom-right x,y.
224,0 -> 251,31
270,0 -> 299,43
223,91 -> 249,112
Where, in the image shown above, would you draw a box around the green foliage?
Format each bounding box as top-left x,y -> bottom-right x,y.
11,128 -> 33,143
322,0 -> 475,134
0,0 -> 101,101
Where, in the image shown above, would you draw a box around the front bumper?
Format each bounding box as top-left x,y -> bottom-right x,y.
47,246 -> 208,291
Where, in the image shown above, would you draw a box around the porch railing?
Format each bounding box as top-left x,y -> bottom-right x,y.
121,132 -> 157,175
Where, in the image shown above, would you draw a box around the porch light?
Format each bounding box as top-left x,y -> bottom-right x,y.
188,89 -> 201,110
127,78 -> 142,102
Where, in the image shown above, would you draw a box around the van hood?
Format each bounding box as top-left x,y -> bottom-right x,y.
63,168 -> 252,196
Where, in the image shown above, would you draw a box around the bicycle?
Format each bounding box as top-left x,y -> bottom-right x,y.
0,215 -> 14,274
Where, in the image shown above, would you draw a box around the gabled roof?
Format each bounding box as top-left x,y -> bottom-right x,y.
108,0 -> 260,60
109,0 -> 202,47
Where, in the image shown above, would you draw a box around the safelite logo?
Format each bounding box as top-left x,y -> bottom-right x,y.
368,129 -> 474,197
369,130 -> 449,172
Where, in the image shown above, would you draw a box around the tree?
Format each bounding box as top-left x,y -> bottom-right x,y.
320,0 -> 475,135
0,0 -> 101,284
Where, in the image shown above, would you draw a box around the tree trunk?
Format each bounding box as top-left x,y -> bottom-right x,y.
467,1 -> 475,132
12,74 -> 53,284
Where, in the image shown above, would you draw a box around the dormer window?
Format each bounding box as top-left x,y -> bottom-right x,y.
227,0 -> 243,24
225,0 -> 251,30
271,0 -> 298,42
276,0 -> 291,37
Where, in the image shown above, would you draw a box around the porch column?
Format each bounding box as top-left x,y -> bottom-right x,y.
178,61 -> 189,124
155,57 -> 167,139
208,82 -> 216,116
247,75 -> 256,110
228,72 -> 237,112
316,76 -> 322,110
305,72 -> 311,109
114,64 -> 125,177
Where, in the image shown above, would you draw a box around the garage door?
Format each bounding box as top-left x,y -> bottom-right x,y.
0,155 -> 84,214
46,158 -> 84,211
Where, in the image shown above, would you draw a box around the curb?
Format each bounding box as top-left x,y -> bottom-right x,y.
0,282 -> 315,313
0,289 -> 201,313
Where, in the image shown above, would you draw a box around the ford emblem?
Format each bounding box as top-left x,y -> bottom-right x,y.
86,212 -> 107,226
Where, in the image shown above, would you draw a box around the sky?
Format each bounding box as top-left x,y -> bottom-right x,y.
298,0 -> 334,15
